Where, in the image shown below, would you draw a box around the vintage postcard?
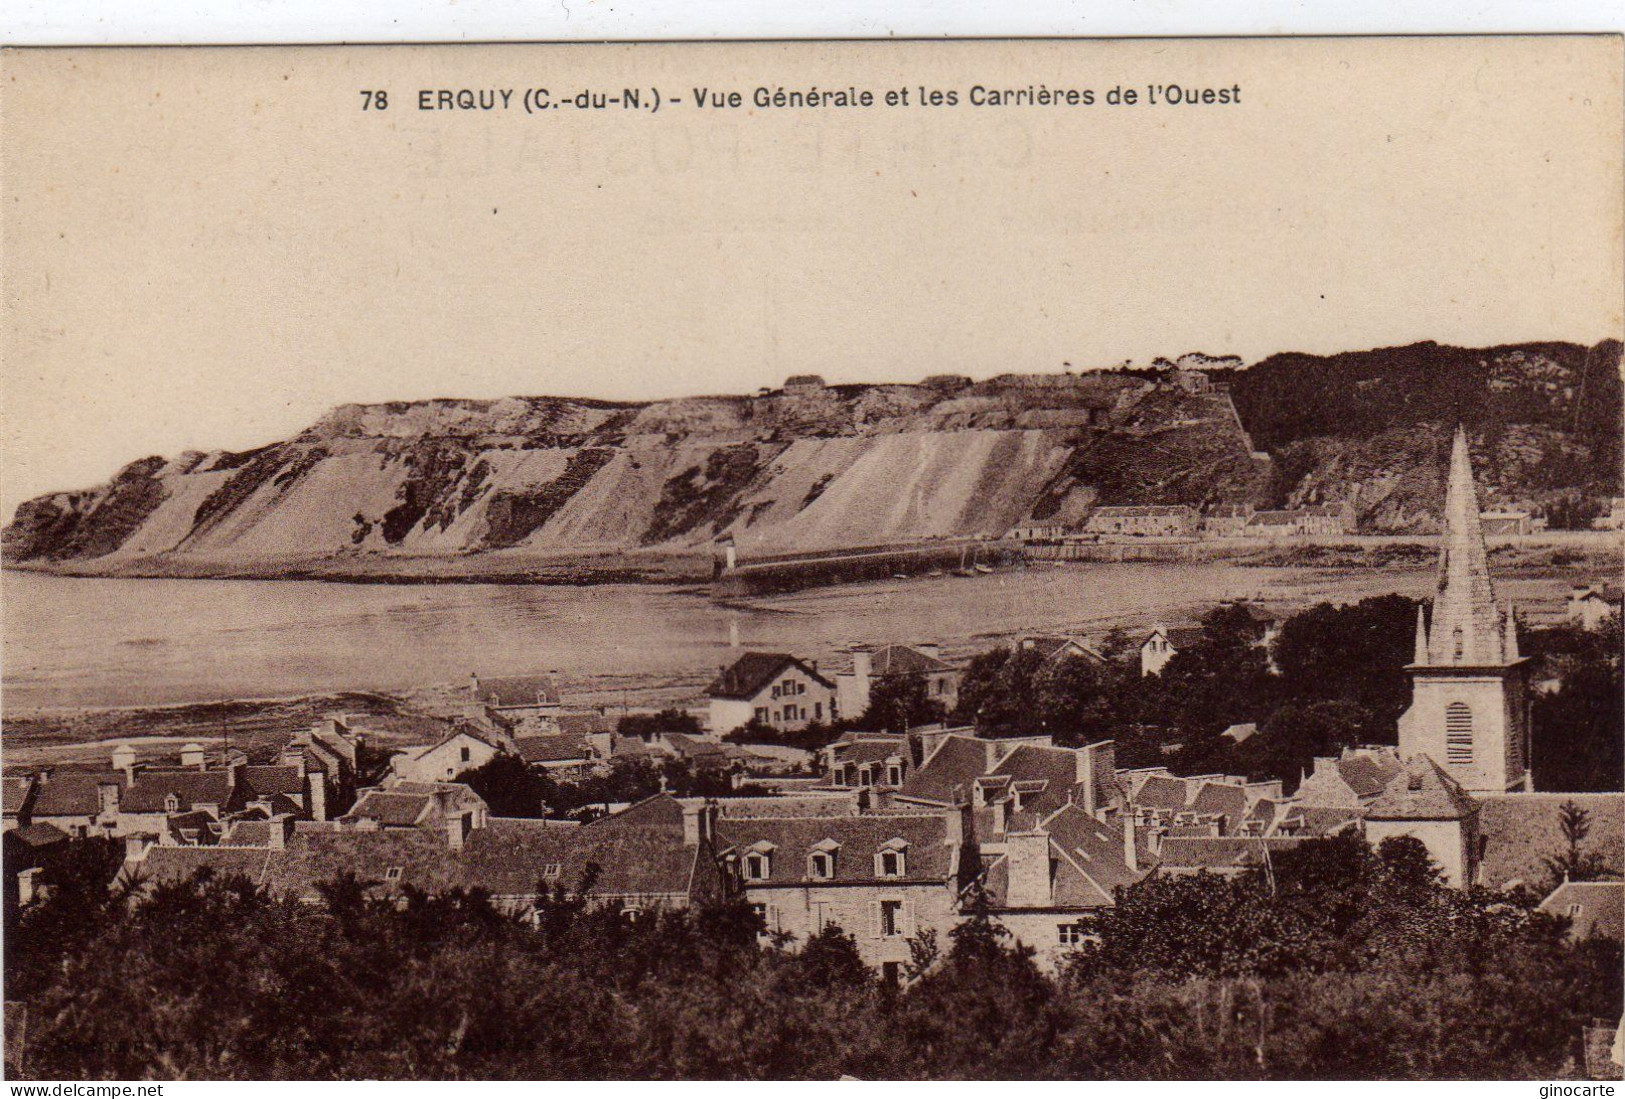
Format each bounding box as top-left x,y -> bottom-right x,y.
1,37 -> 1621,1082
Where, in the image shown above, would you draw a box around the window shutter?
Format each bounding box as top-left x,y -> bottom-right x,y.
904,898 -> 917,938
767,904 -> 781,934
873,852 -> 884,878
870,901 -> 883,939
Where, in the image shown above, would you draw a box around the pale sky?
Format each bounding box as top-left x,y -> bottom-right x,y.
3,38 -> 1621,518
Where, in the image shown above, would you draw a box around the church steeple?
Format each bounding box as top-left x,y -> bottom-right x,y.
1424,426 -> 1506,665
1398,424 -> 1532,795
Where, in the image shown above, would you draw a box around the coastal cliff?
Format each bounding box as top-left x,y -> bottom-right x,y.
5,340 -> 1619,581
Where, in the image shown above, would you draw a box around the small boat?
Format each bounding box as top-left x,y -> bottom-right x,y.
973,563 -> 995,574
927,569 -> 945,578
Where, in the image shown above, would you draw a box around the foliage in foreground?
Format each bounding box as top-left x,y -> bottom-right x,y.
4,835 -> 1618,1081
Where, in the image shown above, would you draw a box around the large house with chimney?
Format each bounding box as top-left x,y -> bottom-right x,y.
706,651 -> 837,734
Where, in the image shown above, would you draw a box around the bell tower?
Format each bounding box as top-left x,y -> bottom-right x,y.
1397,427 -> 1532,793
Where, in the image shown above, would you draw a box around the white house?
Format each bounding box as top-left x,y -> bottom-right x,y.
1139,625 -> 1204,677
390,728 -> 506,784
706,651 -> 837,735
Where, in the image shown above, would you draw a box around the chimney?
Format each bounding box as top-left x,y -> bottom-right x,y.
181,742 -> 206,770
1122,811 -> 1138,873
469,672 -> 481,696
992,796 -> 1007,836
446,812 -> 470,850
306,770 -> 328,822
1005,830 -> 1052,907
16,867 -> 41,907
852,648 -> 873,680
268,814 -> 293,849
943,801 -> 973,849
124,833 -> 150,862
111,743 -> 137,783
681,799 -> 716,846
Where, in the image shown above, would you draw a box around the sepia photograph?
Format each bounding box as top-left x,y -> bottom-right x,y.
1,33 -> 1622,1083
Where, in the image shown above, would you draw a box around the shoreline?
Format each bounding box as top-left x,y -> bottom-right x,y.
4,531 -> 1618,587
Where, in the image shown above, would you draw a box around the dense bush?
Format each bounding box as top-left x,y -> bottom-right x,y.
5,835 -> 1617,1080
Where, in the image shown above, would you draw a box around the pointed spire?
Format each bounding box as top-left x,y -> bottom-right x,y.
1413,603 -> 1429,664
1426,426 -> 1503,664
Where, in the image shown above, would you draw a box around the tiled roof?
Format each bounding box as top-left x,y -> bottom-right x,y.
830,731 -> 907,748
867,644 -> 953,677
238,765 -> 305,797
344,790 -> 434,827
30,772 -> 126,817
122,770 -> 233,814
1020,636 -> 1106,665
1296,806 -> 1363,836
12,822 -> 69,847
1145,627 -> 1205,651
1244,799 -> 1280,833
894,736 -> 991,805
833,740 -> 907,767
222,820 -> 273,846
1043,804 -> 1150,895
135,846 -> 277,888
1538,880 -> 1624,942
1157,836 -> 1306,870
3,777 -> 34,816
1189,783 -> 1249,832
1476,793 -> 1625,890
1337,753 -> 1404,799
515,733 -> 592,764
1133,775 -> 1191,812
141,812 -> 704,902
555,712 -> 614,737
717,813 -> 950,885
705,652 -> 832,700
713,795 -> 860,820
1364,756 -> 1476,821
991,745 -> 1086,816
474,675 -> 561,708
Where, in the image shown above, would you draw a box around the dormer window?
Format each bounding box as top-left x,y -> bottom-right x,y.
887,763 -> 903,785
875,839 -> 909,878
164,794 -> 180,813
541,862 -> 562,880
1452,627 -> 1465,661
743,841 -> 776,881
809,838 -> 840,880
385,867 -> 403,883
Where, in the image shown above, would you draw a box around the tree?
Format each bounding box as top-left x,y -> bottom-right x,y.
1542,801 -> 1617,887
617,708 -> 703,739
455,752 -> 549,817
858,672 -> 945,733
1271,594 -> 1419,732
1234,699 -> 1379,792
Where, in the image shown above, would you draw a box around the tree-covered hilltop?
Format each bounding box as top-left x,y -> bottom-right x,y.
4,833 -> 1618,1080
